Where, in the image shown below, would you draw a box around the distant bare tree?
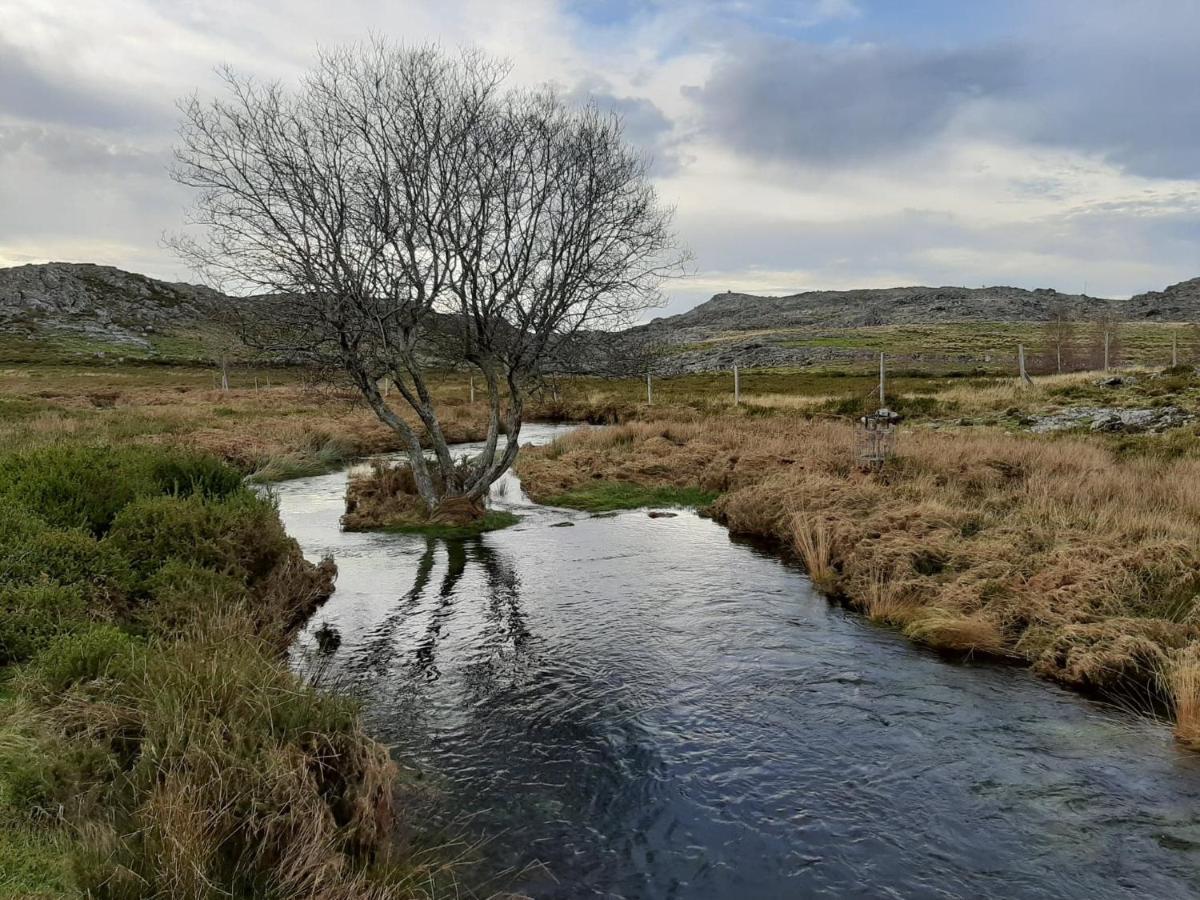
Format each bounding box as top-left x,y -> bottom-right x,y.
1043,300 -> 1076,374
1087,306 -> 1122,371
171,42 -> 684,516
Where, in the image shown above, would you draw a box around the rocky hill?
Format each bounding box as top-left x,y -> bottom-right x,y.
636,280 -> 1200,373
643,283 -> 1189,340
0,262 -> 228,358
1123,277 -> 1200,319
5,261 -> 1199,372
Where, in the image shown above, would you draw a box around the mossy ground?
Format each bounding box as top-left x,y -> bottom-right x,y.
363,510 -> 522,539
543,481 -> 718,512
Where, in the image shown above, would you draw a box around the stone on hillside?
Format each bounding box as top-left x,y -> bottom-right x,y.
1029,406 -> 1193,434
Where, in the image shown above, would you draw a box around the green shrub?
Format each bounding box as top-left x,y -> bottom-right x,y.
1,530 -> 134,605
136,559 -> 250,635
147,452 -> 244,500
0,446 -> 245,536
0,447 -> 153,535
25,626 -> 143,697
106,492 -> 293,586
0,444 -> 402,897
0,584 -> 89,666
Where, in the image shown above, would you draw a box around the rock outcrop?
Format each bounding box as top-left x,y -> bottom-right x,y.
0,262 -> 227,350
1028,406 -> 1194,434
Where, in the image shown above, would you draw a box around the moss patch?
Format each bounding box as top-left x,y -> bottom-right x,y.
358,510 -> 521,539
543,481 -> 718,512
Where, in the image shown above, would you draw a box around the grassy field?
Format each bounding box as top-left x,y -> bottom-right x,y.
0,363 -> 499,479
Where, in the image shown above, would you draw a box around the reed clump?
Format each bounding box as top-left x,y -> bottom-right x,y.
1168,647 -> 1200,749
520,416 -> 1200,715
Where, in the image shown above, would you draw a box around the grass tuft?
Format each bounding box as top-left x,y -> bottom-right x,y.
792,513 -> 837,592
1169,649 -> 1200,749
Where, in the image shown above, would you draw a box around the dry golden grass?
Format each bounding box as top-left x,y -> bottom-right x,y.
791,513 -> 836,592
904,610 -> 1008,656
0,366 -> 503,476
901,372 -> 1088,413
1169,648 -> 1200,749
742,393 -> 837,411
520,414 -> 1200,711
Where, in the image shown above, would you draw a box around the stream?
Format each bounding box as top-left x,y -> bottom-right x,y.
274,423 -> 1200,899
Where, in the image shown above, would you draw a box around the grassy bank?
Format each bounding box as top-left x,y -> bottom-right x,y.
0,365 -> 504,481
541,481 -> 718,512
0,445 -> 447,898
518,415 -> 1200,746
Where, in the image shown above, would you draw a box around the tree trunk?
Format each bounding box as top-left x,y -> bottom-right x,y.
355,370 -> 440,512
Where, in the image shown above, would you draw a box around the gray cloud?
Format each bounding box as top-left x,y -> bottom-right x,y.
1021,54 -> 1200,180
0,125 -> 168,177
685,39 -> 1023,164
565,77 -> 686,174
686,2 -> 1200,180
0,37 -> 165,131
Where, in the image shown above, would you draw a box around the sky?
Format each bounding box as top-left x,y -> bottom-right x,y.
2,0 -> 1200,316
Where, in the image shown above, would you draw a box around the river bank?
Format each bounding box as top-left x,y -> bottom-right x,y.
0,445 -> 453,898
517,416 -> 1200,743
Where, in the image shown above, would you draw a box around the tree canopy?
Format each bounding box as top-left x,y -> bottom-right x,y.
172,42 -> 683,513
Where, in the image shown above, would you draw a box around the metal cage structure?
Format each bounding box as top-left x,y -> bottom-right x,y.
856,408 -> 900,471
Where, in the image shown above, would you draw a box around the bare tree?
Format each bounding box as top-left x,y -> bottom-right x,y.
1087,305 -> 1122,372
171,42 -> 683,516
1043,299 -> 1076,374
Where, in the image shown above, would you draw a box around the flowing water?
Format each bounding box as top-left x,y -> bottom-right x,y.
275,423 -> 1200,899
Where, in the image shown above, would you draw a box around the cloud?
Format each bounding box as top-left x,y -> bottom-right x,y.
564,77 -> 687,173
977,0 -> 1200,180
685,1 -> 1200,181
0,36 -> 164,130
0,125 -> 167,177
684,38 -> 1023,165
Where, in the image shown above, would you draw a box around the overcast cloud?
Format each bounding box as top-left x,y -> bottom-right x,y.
1,0 -> 1198,311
